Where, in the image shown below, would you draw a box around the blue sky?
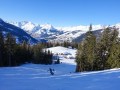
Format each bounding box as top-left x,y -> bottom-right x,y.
0,0 -> 120,26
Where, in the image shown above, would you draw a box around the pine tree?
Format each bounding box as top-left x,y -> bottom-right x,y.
21,41 -> 32,63
13,44 -> 22,65
56,57 -> 60,64
89,24 -> 92,31
94,27 -> 119,70
76,43 -> 88,72
5,33 -> 16,66
47,50 -> 53,64
107,42 -> 120,68
76,24 -> 97,72
85,27 -> 96,70
106,28 -> 120,68
33,44 -> 42,64
0,31 -> 4,66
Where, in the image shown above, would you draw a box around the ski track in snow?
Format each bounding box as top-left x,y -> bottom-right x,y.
0,46 -> 120,90
0,63 -> 120,90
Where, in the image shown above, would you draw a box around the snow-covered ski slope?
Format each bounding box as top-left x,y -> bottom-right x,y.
0,46 -> 120,90
46,46 -> 77,57
0,63 -> 120,90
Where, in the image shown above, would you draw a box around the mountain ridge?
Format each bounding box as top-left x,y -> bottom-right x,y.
0,19 -> 38,44
7,20 -> 120,42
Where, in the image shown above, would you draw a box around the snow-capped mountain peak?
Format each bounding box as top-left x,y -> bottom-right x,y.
115,23 -> 120,29
8,20 -> 120,43
0,19 -> 38,43
40,24 -> 55,30
21,21 -> 35,32
56,24 -> 103,31
9,21 -> 36,32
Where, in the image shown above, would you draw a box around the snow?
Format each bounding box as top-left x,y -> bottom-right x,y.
40,24 -> 55,30
0,63 -> 120,90
0,46 -> 120,90
7,21 -> 108,32
8,20 -> 120,42
21,22 -> 35,31
56,24 -> 103,31
46,46 -> 77,58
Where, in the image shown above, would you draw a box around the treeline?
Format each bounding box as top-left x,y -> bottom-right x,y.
76,25 -> 120,72
42,41 -> 78,49
0,31 -> 52,67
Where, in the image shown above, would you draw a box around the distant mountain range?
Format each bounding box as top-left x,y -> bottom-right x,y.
1,18 -> 120,43
0,18 -> 38,44
9,20 -> 120,42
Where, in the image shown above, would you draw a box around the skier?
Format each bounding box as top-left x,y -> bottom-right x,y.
49,68 -> 54,75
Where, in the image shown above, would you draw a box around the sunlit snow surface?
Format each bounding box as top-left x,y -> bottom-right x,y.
0,46 -> 120,90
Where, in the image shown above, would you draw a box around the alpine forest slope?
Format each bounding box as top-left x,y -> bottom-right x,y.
0,30 -> 53,67
0,18 -> 38,44
76,25 -> 120,72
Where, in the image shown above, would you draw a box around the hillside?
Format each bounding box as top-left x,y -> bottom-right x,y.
0,19 -> 38,43
0,62 -> 120,90
0,46 -> 120,90
46,46 -> 77,57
